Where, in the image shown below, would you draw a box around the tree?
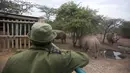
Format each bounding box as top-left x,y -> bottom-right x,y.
101,17 -> 123,43
55,1 -> 101,46
0,0 -> 37,14
38,5 -> 57,22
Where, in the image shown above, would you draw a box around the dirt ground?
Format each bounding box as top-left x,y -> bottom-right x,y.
0,38 -> 130,73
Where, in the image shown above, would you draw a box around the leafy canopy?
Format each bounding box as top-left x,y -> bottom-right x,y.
55,1 -> 101,35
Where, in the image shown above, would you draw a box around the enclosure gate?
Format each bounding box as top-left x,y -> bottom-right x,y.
0,19 -> 35,51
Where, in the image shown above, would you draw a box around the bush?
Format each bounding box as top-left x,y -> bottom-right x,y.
120,21 -> 130,38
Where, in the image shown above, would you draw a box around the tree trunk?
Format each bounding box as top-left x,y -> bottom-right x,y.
72,32 -> 75,47
72,31 -> 78,47
102,30 -> 107,43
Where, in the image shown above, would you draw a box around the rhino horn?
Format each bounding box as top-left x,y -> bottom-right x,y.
115,36 -> 120,42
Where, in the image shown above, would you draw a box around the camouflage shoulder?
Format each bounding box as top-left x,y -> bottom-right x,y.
13,49 -> 27,55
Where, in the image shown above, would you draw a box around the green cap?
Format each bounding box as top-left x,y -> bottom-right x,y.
28,22 -> 57,43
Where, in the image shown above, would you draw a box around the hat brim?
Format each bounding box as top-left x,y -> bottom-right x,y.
27,30 -> 57,43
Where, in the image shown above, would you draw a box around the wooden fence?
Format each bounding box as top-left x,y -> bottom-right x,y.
0,19 -> 36,51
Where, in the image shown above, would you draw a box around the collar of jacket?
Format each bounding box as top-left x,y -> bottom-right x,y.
29,43 -> 61,54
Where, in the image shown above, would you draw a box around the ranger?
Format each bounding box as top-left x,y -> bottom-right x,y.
2,17 -> 89,73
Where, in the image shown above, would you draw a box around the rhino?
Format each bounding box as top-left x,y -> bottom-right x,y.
78,35 -> 101,59
53,30 -> 66,44
106,33 -> 120,45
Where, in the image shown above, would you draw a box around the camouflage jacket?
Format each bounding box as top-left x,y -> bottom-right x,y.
2,43 -> 89,73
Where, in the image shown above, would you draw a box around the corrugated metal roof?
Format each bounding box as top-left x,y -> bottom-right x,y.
0,12 -> 38,21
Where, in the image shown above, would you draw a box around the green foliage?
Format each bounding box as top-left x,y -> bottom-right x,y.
55,1 -> 100,35
0,0 -> 37,14
120,21 -> 130,38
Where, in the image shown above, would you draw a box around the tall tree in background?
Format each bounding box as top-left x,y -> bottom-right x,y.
38,5 -> 57,22
0,0 -> 37,14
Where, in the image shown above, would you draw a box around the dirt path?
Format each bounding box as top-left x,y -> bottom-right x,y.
84,59 -> 130,73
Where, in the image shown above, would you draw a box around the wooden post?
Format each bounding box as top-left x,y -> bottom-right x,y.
3,21 -> 6,49
19,24 -> 22,49
11,22 -> 14,49
28,24 -> 30,48
24,24 -> 27,48
15,22 -> 19,49
7,22 -> 10,49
